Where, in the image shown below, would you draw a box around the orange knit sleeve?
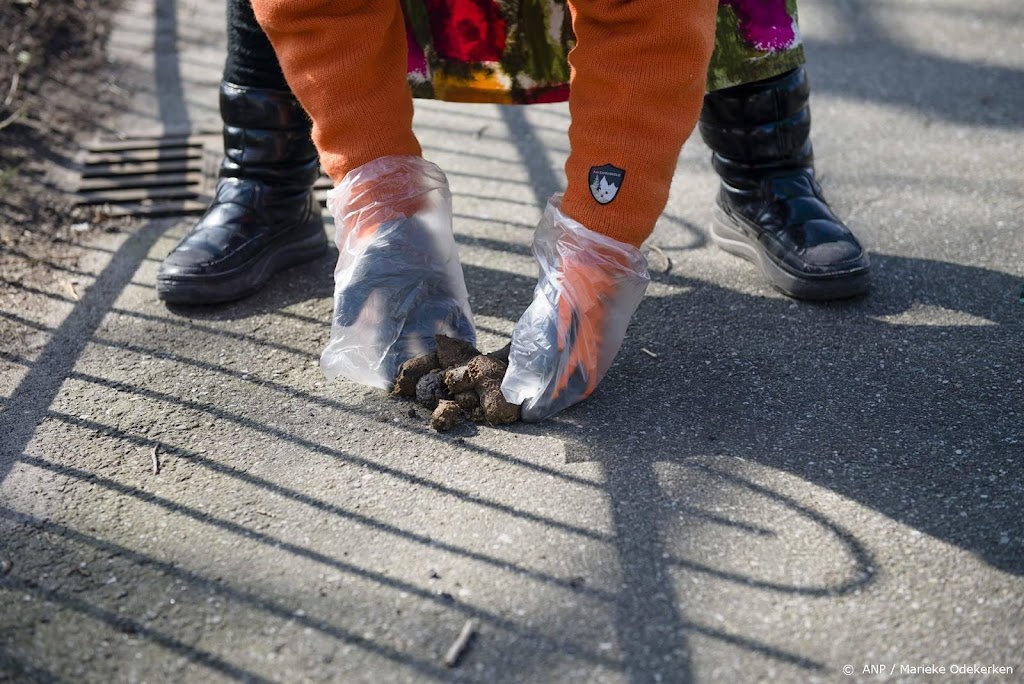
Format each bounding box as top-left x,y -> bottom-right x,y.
561,0 -> 718,247
251,0 -> 421,181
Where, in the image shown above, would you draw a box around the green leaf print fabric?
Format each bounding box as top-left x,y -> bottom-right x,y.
402,0 -> 806,103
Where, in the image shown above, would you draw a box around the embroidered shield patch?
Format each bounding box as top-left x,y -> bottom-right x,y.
588,164 -> 625,205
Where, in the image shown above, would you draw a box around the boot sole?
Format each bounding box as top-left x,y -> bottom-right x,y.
157,229 -> 328,305
710,204 -> 870,301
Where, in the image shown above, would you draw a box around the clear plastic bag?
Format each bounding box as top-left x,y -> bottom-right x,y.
501,195 -> 650,421
321,156 -> 475,390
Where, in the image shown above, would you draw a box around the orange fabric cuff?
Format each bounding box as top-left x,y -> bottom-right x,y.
251,0 -> 421,182
561,0 -> 718,248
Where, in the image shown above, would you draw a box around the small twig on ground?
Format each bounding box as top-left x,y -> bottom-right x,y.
4,72 -> 20,108
444,618 -> 478,667
151,444 -> 160,474
648,244 -> 672,275
60,278 -> 79,301
0,103 -> 28,131
641,348 -> 659,359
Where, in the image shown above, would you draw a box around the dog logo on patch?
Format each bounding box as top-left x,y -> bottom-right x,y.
589,164 -> 625,205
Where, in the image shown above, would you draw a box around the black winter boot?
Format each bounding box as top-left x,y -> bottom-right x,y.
157,82 -> 327,304
700,67 -> 869,300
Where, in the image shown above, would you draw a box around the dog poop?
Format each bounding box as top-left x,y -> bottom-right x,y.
393,351 -> 439,397
392,335 -> 521,431
415,370 -> 451,410
430,399 -> 461,431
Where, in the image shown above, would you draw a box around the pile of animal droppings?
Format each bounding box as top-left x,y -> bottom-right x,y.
391,336 -> 521,431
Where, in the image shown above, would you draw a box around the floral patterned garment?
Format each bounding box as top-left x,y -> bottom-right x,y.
402,0 -> 806,103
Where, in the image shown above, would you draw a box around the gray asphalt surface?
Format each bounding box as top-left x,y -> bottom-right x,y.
2,0 -> 1022,682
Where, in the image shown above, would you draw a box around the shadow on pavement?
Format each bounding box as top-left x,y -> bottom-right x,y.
2,0 -> 1021,680
3,227 -> 1018,680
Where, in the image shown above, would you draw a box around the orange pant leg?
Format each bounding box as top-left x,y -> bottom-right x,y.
251,0 -> 421,182
561,0 -> 719,247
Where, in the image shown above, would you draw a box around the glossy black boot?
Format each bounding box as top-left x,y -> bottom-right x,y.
157,82 -> 327,304
700,67 -> 869,300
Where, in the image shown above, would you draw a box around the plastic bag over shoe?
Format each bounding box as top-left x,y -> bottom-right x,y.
501,195 -> 650,422
321,156 -> 475,390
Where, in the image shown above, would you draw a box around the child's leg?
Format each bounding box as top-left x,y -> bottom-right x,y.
251,0 -> 474,391
251,0 -> 421,182
561,0 -> 719,248
503,0 -> 719,421
156,0 -> 327,305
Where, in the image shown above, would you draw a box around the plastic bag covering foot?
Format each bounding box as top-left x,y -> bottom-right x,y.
321,156 -> 475,390
501,195 -> 650,422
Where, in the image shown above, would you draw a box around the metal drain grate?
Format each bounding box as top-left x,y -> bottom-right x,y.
76,135 -> 211,218
77,133 -> 335,219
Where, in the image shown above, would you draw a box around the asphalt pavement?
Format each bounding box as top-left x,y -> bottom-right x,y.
1,0 -> 1022,682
